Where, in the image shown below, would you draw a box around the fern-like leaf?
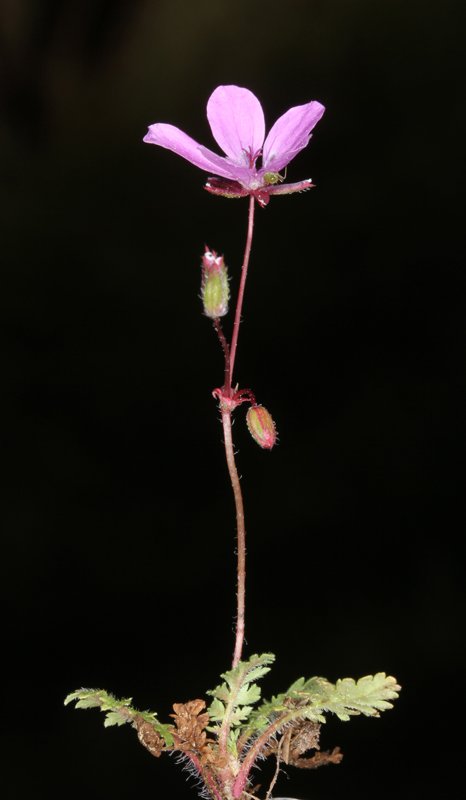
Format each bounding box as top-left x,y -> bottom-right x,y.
233,672 -> 400,797
206,653 -> 274,731
318,673 -> 401,720
64,688 -> 174,746
247,672 -> 400,733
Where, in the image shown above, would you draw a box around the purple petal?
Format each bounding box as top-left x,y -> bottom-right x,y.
262,101 -> 325,172
207,85 -> 265,164
198,146 -> 257,186
143,123 -> 235,179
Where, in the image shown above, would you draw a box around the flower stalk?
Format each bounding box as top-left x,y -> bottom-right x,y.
229,195 -> 255,385
221,407 -> 247,669
211,194 -> 255,668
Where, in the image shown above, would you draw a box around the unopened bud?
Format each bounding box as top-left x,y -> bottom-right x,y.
246,405 -> 277,450
201,249 -> 229,318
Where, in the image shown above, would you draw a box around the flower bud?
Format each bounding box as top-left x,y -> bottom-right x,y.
246,405 -> 277,450
201,249 -> 229,318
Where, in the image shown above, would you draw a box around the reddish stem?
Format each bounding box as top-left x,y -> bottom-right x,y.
233,721 -> 281,798
187,754 -> 223,800
213,197 -> 256,670
229,195 -> 256,386
227,196 -> 256,668
213,318 -> 231,390
222,408 -> 246,669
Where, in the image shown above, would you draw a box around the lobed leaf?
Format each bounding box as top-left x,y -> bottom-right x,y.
207,653 -> 274,730
242,673 -> 400,744
104,710 -> 131,728
322,673 -> 401,720
64,688 -> 174,747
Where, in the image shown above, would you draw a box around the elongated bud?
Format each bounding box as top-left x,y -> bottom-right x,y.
246,405 -> 277,450
201,248 -> 229,318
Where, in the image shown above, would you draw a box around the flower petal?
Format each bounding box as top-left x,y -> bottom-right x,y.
198,147 -> 257,186
207,85 -> 265,164
143,123 -> 235,179
262,101 -> 325,172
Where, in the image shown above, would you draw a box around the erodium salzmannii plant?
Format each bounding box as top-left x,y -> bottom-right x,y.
65,85 -> 400,800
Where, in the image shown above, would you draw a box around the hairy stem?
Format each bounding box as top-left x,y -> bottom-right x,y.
233,712 -> 293,798
227,196 -> 256,670
229,194 -> 255,386
222,408 -> 246,669
213,317 -> 231,389
215,197 -> 256,672
265,736 -> 284,800
187,754 -> 223,800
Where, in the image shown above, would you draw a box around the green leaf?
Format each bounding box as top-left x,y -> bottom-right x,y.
236,683 -> 261,706
207,653 -> 274,731
240,672 -> 400,750
104,710 -> 130,727
249,672 -> 400,732
65,689 -> 100,707
229,705 -> 254,725
227,728 -> 240,753
64,688 -> 174,747
217,654 -> 275,696
74,697 -> 102,709
321,673 -> 401,720
208,698 -> 226,722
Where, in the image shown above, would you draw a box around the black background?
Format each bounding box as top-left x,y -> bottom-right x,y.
1,1 -> 464,798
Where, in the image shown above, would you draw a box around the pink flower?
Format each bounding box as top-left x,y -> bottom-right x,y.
143,85 -> 325,207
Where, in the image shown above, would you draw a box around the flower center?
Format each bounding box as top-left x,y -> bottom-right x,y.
241,146 -> 262,170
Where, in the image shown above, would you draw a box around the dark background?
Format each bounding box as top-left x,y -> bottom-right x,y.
1,1 -> 464,798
